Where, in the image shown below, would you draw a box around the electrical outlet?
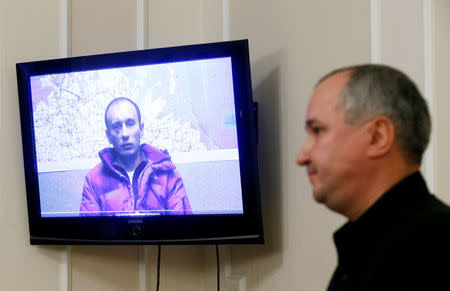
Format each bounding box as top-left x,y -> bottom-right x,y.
226,274 -> 246,291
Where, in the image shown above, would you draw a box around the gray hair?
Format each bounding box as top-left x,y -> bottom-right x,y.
321,64 -> 431,164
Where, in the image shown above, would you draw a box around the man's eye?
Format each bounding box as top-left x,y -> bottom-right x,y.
112,124 -> 121,130
312,127 -> 323,134
126,120 -> 135,127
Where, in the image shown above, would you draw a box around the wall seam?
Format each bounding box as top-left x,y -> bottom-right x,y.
222,0 -> 229,41
137,1 -> 148,290
221,0 -> 231,289
137,0 -> 148,49
423,0 -> 435,193
59,1 -> 72,290
370,0 -> 381,63
60,0 -> 71,58
139,246 -> 148,291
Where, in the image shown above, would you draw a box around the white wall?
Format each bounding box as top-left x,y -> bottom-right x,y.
376,0 -> 435,192
228,2 -> 369,290
434,0 -> 450,204
0,1 -> 62,290
0,1 -> 446,291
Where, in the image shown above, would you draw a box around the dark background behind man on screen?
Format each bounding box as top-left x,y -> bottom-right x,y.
297,64 -> 450,290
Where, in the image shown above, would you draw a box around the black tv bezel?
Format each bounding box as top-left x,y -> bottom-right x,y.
16,39 -> 263,245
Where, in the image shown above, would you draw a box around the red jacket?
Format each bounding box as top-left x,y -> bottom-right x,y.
80,144 -> 191,216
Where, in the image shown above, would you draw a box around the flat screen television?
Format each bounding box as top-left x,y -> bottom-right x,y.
16,39 -> 263,245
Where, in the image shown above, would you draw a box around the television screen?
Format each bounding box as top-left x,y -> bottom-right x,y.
17,40 -> 263,244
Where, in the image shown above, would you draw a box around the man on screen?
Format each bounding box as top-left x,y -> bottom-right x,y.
80,97 -> 191,216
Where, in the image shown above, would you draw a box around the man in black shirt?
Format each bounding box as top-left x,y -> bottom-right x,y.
297,64 -> 450,290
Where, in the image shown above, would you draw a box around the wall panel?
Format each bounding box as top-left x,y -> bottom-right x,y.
201,0 -> 224,43
69,1 -> 214,291
71,246 -> 140,291
69,2 -> 141,290
0,1 -> 61,291
434,0 -> 450,203
377,0 -> 435,191
144,1 -> 221,289
379,0 -> 425,92
154,246 -> 206,291
71,0 -> 138,56
228,1 -> 370,290
147,0 -> 203,48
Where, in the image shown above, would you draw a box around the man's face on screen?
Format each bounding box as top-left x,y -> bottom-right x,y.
106,100 -> 143,159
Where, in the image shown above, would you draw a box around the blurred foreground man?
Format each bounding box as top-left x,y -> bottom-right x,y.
297,65 -> 450,290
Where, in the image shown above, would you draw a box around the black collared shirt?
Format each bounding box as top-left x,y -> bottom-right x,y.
328,172 -> 450,291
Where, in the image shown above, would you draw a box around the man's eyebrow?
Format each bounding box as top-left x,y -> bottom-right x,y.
305,118 -> 319,128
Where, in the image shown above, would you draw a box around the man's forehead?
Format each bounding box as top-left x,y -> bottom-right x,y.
107,101 -> 138,120
314,70 -> 351,101
306,71 -> 351,121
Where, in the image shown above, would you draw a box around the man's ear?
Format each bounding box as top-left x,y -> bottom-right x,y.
140,122 -> 144,137
366,116 -> 395,159
106,129 -> 112,144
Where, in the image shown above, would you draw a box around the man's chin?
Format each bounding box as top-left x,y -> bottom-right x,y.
313,189 -> 327,204
116,148 -> 139,157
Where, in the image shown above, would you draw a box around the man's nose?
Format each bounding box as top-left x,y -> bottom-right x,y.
121,124 -> 130,139
296,140 -> 311,166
